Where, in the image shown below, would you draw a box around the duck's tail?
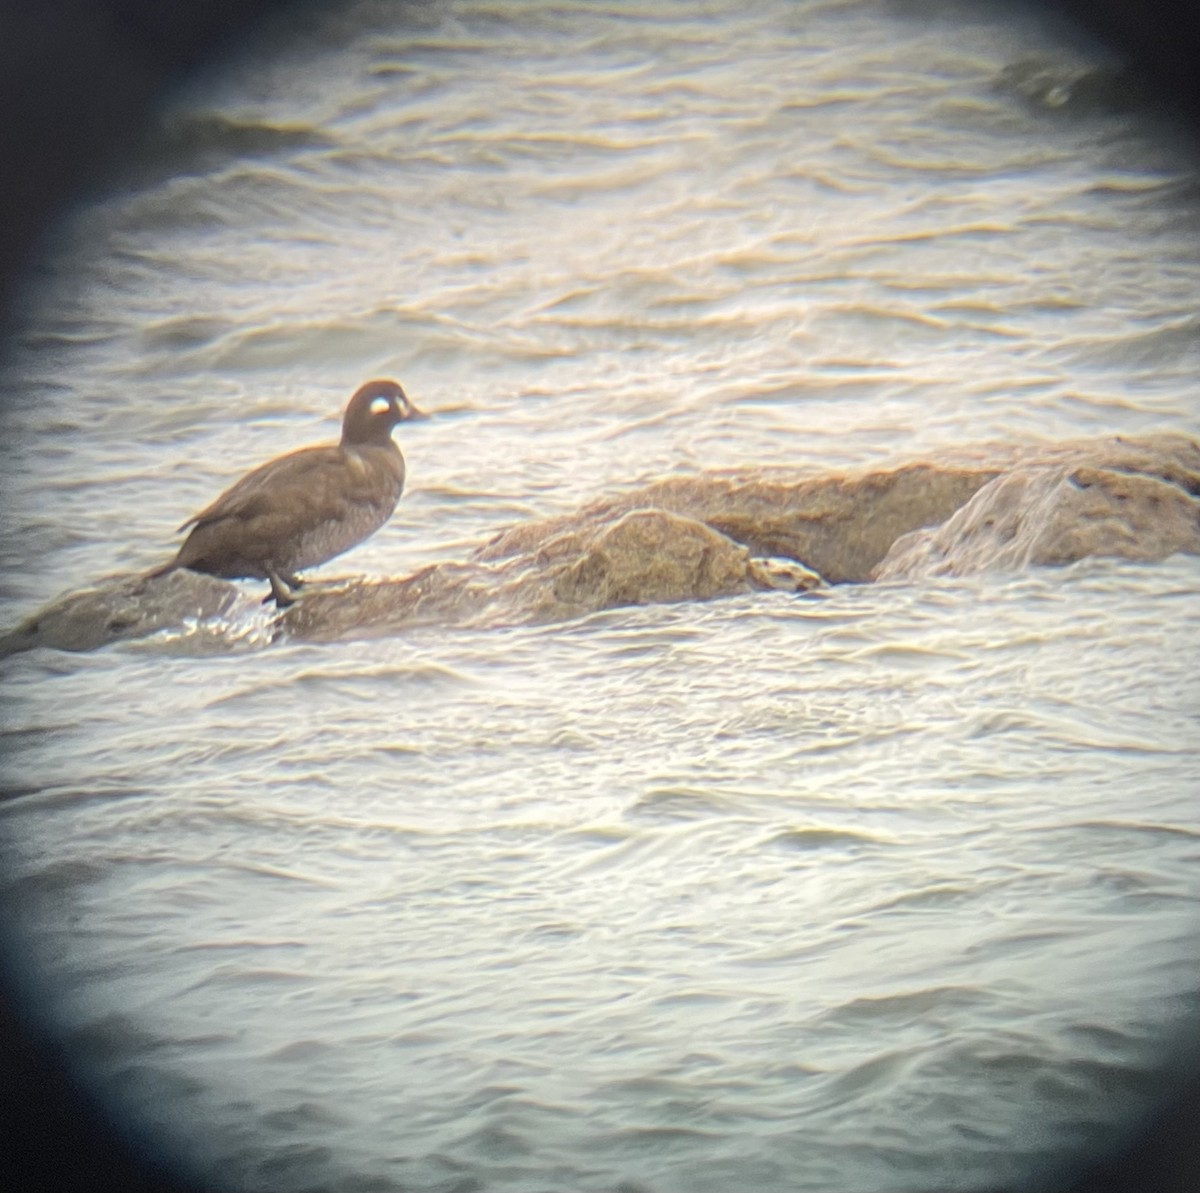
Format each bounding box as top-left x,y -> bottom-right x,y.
145,556 -> 182,581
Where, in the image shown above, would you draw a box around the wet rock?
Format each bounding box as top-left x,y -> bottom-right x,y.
281,509 -> 823,643
0,569 -> 241,657
480,433 -> 1200,585
476,464 -> 995,584
748,557 -> 825,592
873,460 -> 1200,581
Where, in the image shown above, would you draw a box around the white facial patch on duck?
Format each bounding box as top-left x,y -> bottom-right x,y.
370,396 -> 394,416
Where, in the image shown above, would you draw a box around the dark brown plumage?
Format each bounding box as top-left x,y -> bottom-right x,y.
153,379 -> 426,606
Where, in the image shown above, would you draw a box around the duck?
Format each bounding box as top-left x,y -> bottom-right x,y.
152,379 -> 426,606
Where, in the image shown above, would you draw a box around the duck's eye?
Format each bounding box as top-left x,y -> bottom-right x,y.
370,396 -> 393,416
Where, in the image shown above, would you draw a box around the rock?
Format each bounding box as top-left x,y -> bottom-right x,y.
748,557 -> 825,592
873,461 -> 1200,581
476,464 -> 996,584
540,510 -> 755,615
479,433 -> 1199,585
280,509 -> 821,643
0,569 -> 242,657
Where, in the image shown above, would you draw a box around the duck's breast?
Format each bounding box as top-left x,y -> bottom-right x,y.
272,444 -> 406,573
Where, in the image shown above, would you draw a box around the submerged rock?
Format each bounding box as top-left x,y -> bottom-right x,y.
994,57 -> 1151,116
0,569 -> 242,657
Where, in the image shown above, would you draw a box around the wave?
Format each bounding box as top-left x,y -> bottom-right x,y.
123,111 -> 335,188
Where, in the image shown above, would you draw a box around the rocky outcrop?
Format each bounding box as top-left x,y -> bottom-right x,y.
476,432 -> 1200,585
874,460 -> 1200,581
0,510 -> 820,656
475,463 -> 992,585
281,509 -> 821,643
0,568 -> 241,656
2,433 -> 1196,655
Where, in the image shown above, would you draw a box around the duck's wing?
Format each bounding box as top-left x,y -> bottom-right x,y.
179,445 -> 343,532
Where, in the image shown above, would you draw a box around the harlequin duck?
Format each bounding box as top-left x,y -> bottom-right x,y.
153,379 -> 426,606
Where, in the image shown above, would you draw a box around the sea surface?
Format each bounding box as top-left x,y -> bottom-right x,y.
2,1 -> 1199,1190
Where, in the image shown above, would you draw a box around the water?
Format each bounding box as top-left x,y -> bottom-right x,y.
2,1 -> 1199,1190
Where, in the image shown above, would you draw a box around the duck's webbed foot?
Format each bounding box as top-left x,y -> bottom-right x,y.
265,572 -> 303,608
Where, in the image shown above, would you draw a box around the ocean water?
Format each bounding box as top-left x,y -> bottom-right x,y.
1,1 -> 1199,1190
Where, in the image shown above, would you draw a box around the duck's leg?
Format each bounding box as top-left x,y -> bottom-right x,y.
265,571 -> 301,608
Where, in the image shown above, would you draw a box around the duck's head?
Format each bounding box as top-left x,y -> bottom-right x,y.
341,379 -> 427,446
